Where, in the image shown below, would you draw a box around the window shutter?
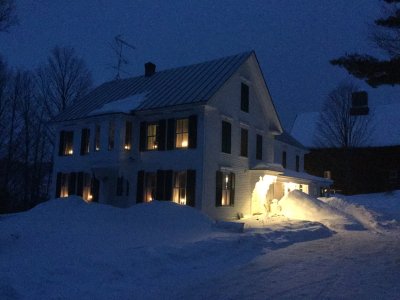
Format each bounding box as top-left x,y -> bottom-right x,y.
188,115 -> 197,149
136,170 -> 144,203
80,129 -> 85,155
68,172 -> 76,195
240,128 -> 248,157
186,170 -> 196,207
77,172 -> 84,196
215,170 -> 222,207
157,120 -> 166,151
256,134 -> 262,160
55,172 -> 62,197
167,119 -> 175,150
164,170 -> 173,201
230,172 -> 235,206
241,83 -> 249,112
58,131 -> 65,156
222,121 -> 231,153
156,170 -> 166,200
91,177 -> 100,202
139,122 -> 147,151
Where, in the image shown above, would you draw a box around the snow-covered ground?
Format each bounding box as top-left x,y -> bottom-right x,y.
1,191 -> 399,299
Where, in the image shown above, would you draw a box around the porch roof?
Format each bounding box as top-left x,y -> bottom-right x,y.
280,169 -> 333,185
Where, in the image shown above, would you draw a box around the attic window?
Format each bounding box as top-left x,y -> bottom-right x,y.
241,83 -> 249,112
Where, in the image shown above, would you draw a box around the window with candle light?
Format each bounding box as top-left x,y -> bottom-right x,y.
59,131 -> 74,156
146,123 -> 158,150
173,171 -> 187,205
175,118 -> 189,149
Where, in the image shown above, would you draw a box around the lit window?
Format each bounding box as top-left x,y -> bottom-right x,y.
216,171 -> 235,206
147,124 -> 158,150
80,128 -> 90,155
144,173 -> 156,202
175,119 -> 189,148
82,173 -> 92,201
59,131 -> 74,156
94,124 -> 100,151
108,121 -> 115,151
124,121 -> 132,150
60,173 -> 69,197
173,171 -> 187,205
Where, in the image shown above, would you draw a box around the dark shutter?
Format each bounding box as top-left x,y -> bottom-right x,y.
222,121 -> 231,154
188,115 -> 197,149
58,131 -> 65,156
136,170 -> 145,203
230,172 -> 235,206
80,129 -> 86,155
215,170 -> 222,206
256,134 -> 263,160
156,170 -> 165,200
240,128 -> 248,157
139,122 -> 147,151
91,177 -> 100,202
164,170 -> 173,201
167,119 -> 175,150
68,172 -> 76,195
77,172 -> 84,196
55,172 -> 62,197
186,170 -> 196,207
157,120 -> 166,151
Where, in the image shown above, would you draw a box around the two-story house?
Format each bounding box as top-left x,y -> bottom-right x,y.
51,51 -> 331,220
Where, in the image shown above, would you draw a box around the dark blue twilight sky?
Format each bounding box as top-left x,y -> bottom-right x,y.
1,0 -> 399,128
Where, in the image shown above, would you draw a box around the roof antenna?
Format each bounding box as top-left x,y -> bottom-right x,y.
110,35 -> 136,80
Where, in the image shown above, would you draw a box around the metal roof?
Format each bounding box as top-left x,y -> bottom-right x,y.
276,130 -> 308,150
53,51 -> 253,122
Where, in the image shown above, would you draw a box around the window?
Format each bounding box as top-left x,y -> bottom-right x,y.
94,124 -> 100,151
241,83 -> 249,112
221,121 -> 231,154
296,155 -> 300,172
240,128 -> 248,157
282,151 -> 287,168
124,121 -> 132,150
116,176 -> 124,196
147,123 -> 158,150
80,128 -> 90,155
324,170 -> 331,179
108,121 -> 115,151
256,134 -> 262,160
60,173 -> 69,197
175,118 -> 189,148
173,171 -> 187,205
58,131 -> 74,156
216,171 -> 235,206
144,173 -> 157,202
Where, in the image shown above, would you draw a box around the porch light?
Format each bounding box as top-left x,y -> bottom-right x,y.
251,175 -> 277,214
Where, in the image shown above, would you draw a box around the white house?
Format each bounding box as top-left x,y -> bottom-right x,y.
51,51 -> 331,220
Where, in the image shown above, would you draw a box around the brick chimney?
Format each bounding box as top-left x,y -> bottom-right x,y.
145,62 -> 156,77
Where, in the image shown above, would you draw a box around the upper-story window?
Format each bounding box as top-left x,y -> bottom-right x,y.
240,128 -> 248,157
282,151 -> 287,168
296,155 -> 300,172
124,121 -> 132,150
108,121 -> 115,151
147,123 -> 158,150
241,83 -> 249,112
175,118 -> 189,149
221,121 -> 231,154
256,134 -> 262,160
80,128 -> 90,155
59,131 -> 74,156
94,124 -> 100,152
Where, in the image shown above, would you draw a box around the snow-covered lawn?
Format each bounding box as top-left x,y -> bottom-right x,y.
1,191 -> 399,299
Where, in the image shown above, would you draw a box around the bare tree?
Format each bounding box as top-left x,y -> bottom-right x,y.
36,46 -> 92,119
314,83 -> 372,148
0,0 -> 17,32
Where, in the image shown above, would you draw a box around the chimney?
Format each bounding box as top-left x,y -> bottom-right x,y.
350,91 -> 369,116
145,62 -> 156,77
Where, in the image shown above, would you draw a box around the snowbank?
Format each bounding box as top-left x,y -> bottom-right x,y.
278,190 -> 363,230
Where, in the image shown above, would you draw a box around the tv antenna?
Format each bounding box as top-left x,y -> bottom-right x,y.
111,35 -> 136,80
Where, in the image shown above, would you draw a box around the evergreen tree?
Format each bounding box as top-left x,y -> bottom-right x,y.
331,0 -> 400,87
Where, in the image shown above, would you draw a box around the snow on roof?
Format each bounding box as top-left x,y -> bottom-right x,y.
281,169 -> 333,185
291,103 -> 400,148
88,93 -> 146,116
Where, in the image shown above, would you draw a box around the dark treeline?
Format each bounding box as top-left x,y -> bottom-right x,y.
0,47 -> 92,213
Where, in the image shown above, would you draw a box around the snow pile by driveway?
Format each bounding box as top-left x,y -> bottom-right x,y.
0,196 -> 332,299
